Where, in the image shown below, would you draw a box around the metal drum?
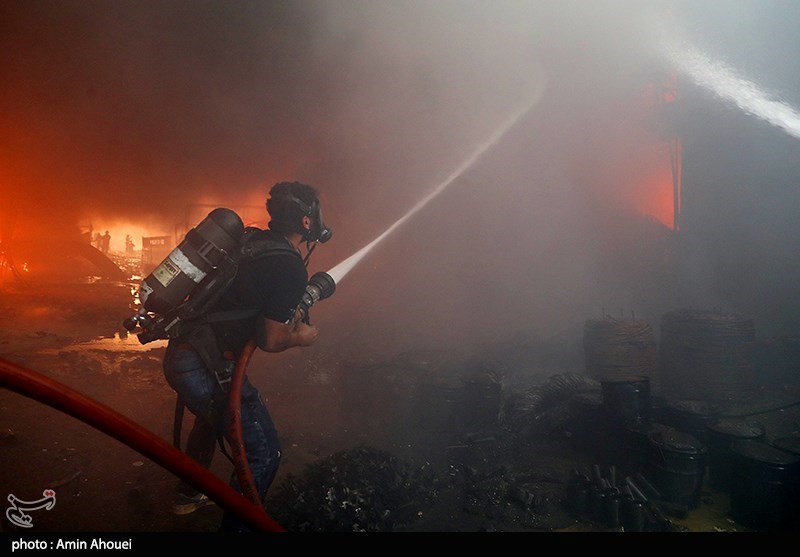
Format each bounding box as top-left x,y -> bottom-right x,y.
647,427 -> 707,509
665,399 -> 722,446
600,375 -> 651,429
705,419 -> 765,493
730,440 -> 800,531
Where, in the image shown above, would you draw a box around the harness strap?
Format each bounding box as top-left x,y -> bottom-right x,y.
171,394 -> 235,465
203,308 -> 260,323
184,324 -> 233,391
171,332 -> 237,465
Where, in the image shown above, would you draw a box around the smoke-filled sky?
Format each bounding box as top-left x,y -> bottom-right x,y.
3,0 -> 800,363
1,1 -> 668,237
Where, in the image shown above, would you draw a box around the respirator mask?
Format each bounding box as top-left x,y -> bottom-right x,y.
299,196 -> 332,244
268,193 -> 332,244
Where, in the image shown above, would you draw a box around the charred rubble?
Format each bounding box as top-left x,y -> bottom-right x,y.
264,371 -> 602,532
265,445 -> 439,532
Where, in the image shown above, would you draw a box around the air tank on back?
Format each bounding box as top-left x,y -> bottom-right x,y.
138,208 -> 244,315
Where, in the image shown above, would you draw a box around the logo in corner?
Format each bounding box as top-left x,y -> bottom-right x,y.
6,490 -> 56,528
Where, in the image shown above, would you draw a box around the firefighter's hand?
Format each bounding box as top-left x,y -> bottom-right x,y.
293,320 -> 319,347
294,307 -> 309,324
261,317 -> 317,352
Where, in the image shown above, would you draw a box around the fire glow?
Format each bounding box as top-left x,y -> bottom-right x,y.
633,157 -> 678,229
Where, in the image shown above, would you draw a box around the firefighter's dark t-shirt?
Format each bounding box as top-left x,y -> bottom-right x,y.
209,229 -> 307,356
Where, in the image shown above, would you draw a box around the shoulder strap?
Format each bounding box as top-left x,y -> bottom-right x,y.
239,233 -> 302,261
200,233 -> 302,324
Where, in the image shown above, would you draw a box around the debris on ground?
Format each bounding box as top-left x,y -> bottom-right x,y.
265,445 -> 439,532
459,464 -> 573,530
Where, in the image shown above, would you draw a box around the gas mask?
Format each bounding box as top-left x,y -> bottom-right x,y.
284,194 -> 332,244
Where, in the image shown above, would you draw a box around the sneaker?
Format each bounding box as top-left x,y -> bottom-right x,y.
172,492 -> 215,515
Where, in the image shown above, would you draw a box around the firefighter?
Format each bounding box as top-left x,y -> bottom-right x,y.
161,181 -> 331,531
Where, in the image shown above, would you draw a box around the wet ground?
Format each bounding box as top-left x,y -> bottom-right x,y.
1,275 -> 799,537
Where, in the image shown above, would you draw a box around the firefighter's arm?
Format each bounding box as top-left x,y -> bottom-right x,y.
258,313 -> 319,353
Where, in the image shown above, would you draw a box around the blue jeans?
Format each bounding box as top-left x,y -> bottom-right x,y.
162,341 -> 281,532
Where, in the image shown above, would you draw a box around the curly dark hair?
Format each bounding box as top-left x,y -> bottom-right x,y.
266,181 -> 320,235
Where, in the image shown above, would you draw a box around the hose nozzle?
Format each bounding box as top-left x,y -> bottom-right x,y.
297,271 -> 336,317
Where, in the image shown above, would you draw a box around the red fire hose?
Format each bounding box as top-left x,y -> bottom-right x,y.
0,356 -> 285,532
226,338 -> 261,506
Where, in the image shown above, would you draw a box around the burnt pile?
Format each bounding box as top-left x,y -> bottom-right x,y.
265,445 -> 439,532
263,372 -> 622,532
499,372 -> 601,440
458,464 -> 572,530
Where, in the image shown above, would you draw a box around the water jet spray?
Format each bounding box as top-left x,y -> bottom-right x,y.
654,22 -> 800,140
320,87 -> 547,294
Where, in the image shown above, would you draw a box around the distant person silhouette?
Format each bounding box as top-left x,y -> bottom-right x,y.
125,234 -> 135,253
100,231 -> 111,255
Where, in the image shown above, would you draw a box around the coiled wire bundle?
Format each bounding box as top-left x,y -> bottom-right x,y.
583,316 -> 658,388
659,308 -> 755,403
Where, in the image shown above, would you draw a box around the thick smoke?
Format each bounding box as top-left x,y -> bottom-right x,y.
0,1 -> 655,229
2,1 -> 798,369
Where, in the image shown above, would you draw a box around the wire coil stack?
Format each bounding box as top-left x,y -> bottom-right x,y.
659,308 -> 756,403
583,315 -> 658,391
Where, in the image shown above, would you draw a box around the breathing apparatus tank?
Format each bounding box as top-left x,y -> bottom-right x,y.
138,208 -> 244,315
